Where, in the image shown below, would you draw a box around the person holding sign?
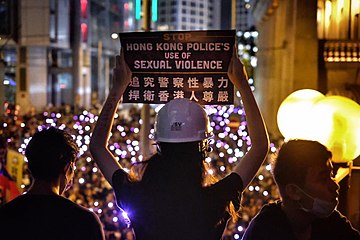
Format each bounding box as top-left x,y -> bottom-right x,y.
90,47 -> 269,240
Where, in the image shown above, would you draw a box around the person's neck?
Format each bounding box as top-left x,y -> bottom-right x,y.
27,179 -> 61,196
281,202 -> 314,240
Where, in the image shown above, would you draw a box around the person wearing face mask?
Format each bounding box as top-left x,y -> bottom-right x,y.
0,127 -> 105,240
242,139 -> 359,240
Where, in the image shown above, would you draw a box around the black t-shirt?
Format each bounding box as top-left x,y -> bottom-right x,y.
112,169 -> 243,240
0,194 -> 105,240
242,201 -> 360,240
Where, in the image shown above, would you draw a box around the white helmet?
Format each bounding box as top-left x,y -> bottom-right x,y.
154,98 -> 213,143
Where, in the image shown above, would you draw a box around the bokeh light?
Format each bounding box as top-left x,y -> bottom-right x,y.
277,89 -> 325,140
278,89 -> 360,163
309,96 -> 360,163
0,100 -> 279,239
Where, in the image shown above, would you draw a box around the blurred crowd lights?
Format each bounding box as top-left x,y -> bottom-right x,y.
2,97 -> 277,239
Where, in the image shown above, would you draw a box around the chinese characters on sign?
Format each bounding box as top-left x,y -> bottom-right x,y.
119,30 -> 235,105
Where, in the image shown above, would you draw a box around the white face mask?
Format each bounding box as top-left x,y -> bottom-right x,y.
296,186 -> 337,218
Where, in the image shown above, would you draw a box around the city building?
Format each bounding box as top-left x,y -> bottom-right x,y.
235,0 -> 255,31
252,0 -> 359,138
156,0 -> 221,31
0,0 -> 124,113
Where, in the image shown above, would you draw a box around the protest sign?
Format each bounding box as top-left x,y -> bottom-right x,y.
119,30 -> 235,105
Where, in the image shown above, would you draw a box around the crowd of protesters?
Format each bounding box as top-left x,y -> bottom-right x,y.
0,102 -> 279,239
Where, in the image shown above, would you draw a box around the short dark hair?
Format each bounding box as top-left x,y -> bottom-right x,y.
272,139 -> 332,191
25,127 -> 79,181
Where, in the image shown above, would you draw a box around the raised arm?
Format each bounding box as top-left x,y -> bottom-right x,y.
227,46 -> 269,189
90,50 -> 132,185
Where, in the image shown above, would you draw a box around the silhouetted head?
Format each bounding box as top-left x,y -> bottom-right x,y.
25,127 -> 78,182
272,139 -> 332,195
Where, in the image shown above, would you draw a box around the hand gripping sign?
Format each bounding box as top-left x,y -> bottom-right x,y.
119,30 -> 235,105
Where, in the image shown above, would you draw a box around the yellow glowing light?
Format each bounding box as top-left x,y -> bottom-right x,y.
277,89 -> 325,140
309,96 -> 360,163
278,90 -> 360,163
